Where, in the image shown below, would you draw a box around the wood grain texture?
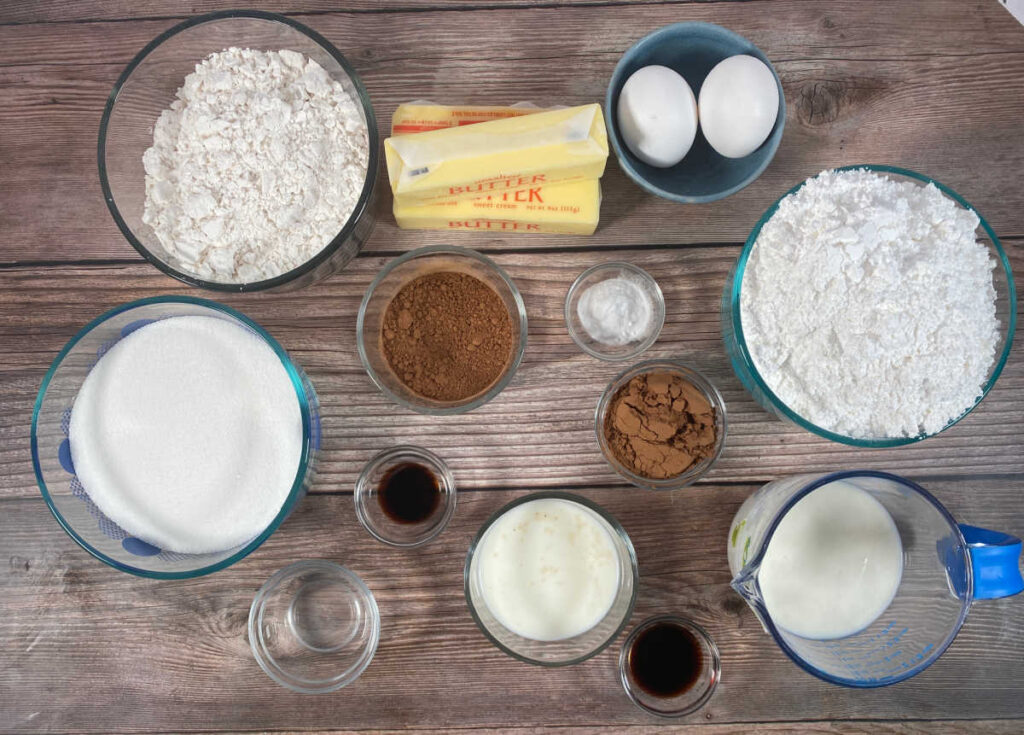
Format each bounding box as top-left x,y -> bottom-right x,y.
2,1 -> 1024,261
2,0 -> 1024,732
3,481 -> 1024,733
3,247 -> 1023,500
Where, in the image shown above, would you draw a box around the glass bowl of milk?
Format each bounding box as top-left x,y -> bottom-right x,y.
464,492 -> 639,666
31,296 -> 320,578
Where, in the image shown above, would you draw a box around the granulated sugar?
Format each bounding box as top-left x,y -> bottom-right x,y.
740,169 -> 999,439
142,48 -> 369,283
69,316 -> 302,553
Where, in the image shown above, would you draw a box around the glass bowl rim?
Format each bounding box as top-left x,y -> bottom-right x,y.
618,614 -> 722,717
30,294 -> 315,579
604,20 -> 786,204
353,444 -> 457,548
564,261 -> 666,362
97,9 -> 380,293
727,164 -> 1018,448
595,359 -> 728,490
463,490 -> 639,667
355,244 -> 529,415
248,559 -> 381,694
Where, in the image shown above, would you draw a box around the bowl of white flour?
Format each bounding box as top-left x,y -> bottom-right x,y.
723,165 -> 1016,446
99,11 -> 378,291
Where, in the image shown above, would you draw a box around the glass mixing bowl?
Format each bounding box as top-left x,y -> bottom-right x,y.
98,10 -> 379,292
722,165 -> 1017,447
30,296 -> 320,578
356,245 -> 528,415
464,492 -> 638,666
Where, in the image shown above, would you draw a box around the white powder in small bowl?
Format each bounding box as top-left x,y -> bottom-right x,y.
577,277 -> 653,346
739,169 -> 999,440
69,316 -> 303,554
142,47 -> 369,284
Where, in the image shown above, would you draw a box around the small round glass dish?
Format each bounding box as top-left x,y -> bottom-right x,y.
30,296 -> 320,579
595,359 -> 727,491
249,560 -> 380,694
98,10 -> 379,292
721,164 -> 1017,447
464,492 -> 638,667
619,615 -> 721,718
356,245 -> 528,415
354,446 -> 457,548
565,262 -> 665,361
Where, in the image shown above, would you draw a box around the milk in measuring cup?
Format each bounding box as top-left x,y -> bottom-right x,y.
758,480 -> 904,640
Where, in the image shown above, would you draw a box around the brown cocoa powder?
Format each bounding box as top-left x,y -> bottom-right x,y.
381,271 -> 515,402
604,371 -> 717,480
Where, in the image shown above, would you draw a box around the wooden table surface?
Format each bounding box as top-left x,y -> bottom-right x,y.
2,1 -> 1024,733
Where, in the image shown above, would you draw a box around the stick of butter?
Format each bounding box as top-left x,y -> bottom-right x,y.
385,104 -> 608,204
393,179 -> 601,235
391,102 -> 551,134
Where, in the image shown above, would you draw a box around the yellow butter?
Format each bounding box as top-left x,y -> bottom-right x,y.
385,104 -> 608,204
393,179 -> 601,235
391,102 -> 550,135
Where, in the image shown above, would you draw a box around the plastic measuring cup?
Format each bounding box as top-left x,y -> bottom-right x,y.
727,470 -> 1023,687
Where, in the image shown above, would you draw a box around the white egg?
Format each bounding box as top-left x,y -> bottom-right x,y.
616,65 -> 698,168
698,55 -> 780,159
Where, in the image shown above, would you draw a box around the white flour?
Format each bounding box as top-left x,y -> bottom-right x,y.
142,48 -> 369,283
740,169 -> 999,439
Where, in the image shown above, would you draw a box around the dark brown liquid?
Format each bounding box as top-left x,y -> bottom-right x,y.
627,622 -> 703,698
378,463 -> 440,524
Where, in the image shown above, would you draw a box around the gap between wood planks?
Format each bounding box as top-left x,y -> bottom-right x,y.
0,0 -> 766,29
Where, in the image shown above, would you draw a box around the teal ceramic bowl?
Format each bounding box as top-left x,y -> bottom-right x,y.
605,22 -> 785,203
722,165 -> 1017,447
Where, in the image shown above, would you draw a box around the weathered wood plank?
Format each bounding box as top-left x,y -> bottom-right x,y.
3,246 -> 1022,500
208,724 -> 1024,735
2,481 -> 1023,733
1,1 -> 1024,262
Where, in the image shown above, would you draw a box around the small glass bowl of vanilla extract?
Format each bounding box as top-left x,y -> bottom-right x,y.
619,615 -> 721,717
354,446 -> 456,548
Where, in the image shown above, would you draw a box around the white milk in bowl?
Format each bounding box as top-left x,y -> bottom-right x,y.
758,480 -> 904,640
475,497 -> 620,641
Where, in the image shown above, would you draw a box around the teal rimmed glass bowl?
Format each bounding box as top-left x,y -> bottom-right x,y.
30,296 -> 321,578
722,165 -> 1016,447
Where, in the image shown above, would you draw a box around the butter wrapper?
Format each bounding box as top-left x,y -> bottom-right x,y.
391,102 -> 551,134
385,104 -> 608,204
394,179 -> 601,235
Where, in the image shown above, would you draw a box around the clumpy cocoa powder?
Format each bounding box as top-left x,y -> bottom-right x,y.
381,271 -> 515,402
604,371 -> 718,480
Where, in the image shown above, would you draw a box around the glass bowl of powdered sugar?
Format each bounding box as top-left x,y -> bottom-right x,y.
31,296 -> 320,578
99,11 -> 378,292
723,165 -> 1016,447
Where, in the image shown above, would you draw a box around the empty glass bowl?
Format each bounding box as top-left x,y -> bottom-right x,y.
249,561 -> 380,693
464,492 -> 638,666
354,445 -> 457,548
595,359 -> 727,490
98,10 -> 379,292
565,262 -> 665,361
722,165 -> 1017,447
30,296 -> 320,578
356,245 -> 528,414
619,615 -> 721,717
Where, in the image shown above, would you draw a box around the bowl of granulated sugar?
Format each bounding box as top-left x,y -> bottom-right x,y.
31,296 -> 320,578
99,11 -> 378,292
723,165 -> 1016,447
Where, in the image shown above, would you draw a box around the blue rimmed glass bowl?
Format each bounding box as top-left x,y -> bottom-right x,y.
722,165 -> 1016,447
30,296 -> 321,578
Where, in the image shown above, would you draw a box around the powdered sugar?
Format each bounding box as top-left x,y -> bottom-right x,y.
740,169 -> 999,439
142,48 -> 369,283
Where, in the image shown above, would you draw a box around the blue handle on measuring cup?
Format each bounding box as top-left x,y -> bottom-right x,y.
959,524 -> 1024,600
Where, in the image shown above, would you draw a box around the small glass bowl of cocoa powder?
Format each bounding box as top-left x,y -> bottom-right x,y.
357,245 -> 528,414
596,360 -> 727,490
